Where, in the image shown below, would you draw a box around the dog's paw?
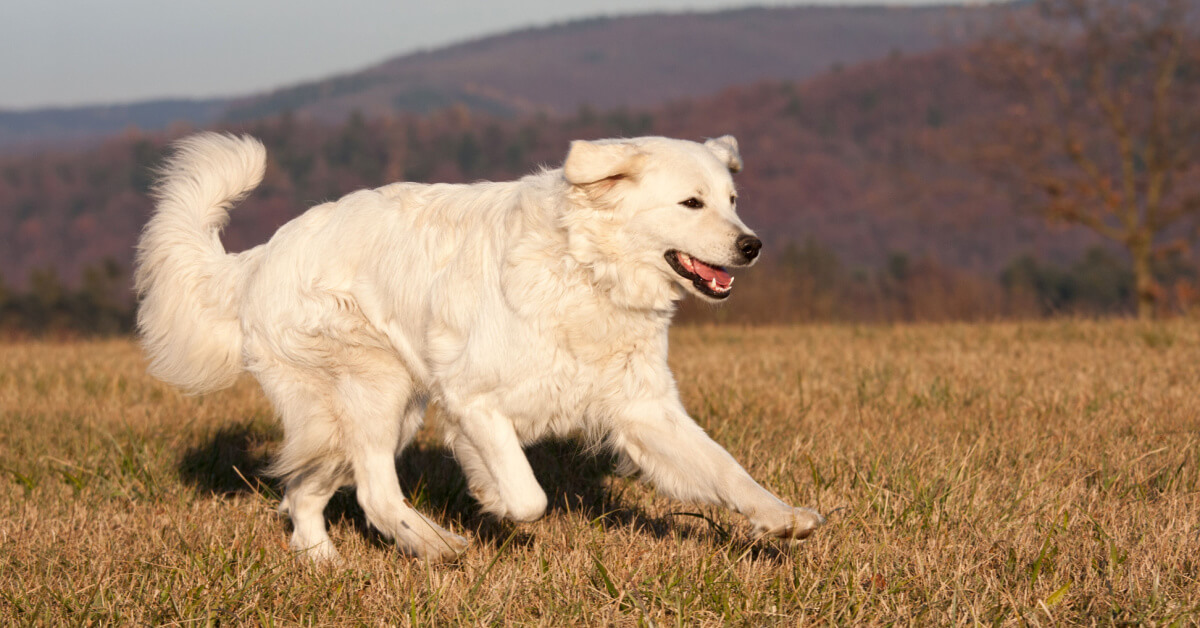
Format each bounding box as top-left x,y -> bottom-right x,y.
502,490 -> 548,523
474,486 -> 548,523
397,518 -> 470,562
291,538 -> 344,566
752,506 -> 825,541
414,530 -> 470,562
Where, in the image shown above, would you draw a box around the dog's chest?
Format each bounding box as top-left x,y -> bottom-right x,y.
485,314 -> 672,442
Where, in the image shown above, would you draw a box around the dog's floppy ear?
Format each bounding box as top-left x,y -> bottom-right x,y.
704,135 -> 743,173
563,140 -> 644,185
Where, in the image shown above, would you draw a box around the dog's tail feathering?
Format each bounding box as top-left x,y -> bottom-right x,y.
134,133 -> 266,394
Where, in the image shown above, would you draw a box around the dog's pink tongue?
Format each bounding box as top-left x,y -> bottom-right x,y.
692,259 -> 732,286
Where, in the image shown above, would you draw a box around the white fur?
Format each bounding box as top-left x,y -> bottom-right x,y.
135,132 -> 824,562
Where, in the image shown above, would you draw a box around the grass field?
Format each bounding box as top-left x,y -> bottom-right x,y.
1,321 -> 1198,625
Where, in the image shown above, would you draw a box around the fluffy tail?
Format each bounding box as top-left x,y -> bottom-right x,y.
134,133 -> 266,394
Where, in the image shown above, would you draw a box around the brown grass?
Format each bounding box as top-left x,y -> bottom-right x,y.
1,321 -> 1198,625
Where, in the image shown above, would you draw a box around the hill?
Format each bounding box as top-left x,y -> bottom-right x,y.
0,99 -> 226,154
222,5 -> 996,123
0,4 -> 998,152
0,43 -> 1105,295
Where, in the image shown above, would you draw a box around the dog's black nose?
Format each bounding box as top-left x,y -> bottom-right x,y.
737,235 -> 762,261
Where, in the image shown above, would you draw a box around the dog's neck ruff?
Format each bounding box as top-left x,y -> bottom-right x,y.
555,181 -> 683,315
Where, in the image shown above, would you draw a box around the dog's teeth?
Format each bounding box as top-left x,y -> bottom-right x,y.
705,276 -> 732,294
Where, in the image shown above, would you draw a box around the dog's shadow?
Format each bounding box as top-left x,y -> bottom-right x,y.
176,420 -> 750,552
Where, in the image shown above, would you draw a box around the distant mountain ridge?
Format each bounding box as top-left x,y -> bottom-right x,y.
1,42 -> 1110,292
223,5 -> 994,122
0,4 -> 999,151
0,99 -> 227,153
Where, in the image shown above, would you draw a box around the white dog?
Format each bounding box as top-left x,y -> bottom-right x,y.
135,132 -> 824,562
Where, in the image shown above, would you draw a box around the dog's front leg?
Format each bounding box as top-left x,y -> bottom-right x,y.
444,404 -> 548,522
608,399 -> 824,540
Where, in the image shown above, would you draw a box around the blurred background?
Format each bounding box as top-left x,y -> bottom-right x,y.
1,0 -> 1197,335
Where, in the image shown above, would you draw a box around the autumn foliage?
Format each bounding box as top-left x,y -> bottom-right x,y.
2,9 -> 1199,334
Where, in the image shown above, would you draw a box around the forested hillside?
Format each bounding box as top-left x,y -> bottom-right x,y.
0,47 -> 1086,283
5,0 -> 1200,333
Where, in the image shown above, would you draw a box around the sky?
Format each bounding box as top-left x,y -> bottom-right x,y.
1,0 -> 974,110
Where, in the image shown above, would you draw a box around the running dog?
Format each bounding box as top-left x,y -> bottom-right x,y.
135,132 -> 825,562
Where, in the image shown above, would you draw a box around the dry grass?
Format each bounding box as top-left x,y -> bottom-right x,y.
1,321 -> 1198,625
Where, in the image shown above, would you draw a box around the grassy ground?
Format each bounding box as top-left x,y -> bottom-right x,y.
1,321 -> 1198,625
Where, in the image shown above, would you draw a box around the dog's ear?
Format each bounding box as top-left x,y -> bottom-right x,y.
704,135 -> 743,173
563,140 -> 644,186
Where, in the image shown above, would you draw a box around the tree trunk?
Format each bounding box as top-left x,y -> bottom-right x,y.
1130,239 -> 1156,320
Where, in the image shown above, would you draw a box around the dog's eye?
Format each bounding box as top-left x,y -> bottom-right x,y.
679,197 -> 704,209
730,196 -> 737,206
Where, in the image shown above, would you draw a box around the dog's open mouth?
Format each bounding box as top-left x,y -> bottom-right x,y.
665,250 -> 734,299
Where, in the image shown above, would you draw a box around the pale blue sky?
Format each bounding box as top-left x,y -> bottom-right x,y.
1,0 -> 977,110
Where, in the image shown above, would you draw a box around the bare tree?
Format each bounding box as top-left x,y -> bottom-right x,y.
976,0 -> 1200,318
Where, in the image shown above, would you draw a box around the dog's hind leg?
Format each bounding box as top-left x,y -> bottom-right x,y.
259,352 -> 463,561
279,466 -> 345,564
443,404 -> 548,522
340,369 -> 468,561
256,365 -> 353,563
350,440 -> 469,560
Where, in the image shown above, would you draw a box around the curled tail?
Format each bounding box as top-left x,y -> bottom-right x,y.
134,133 -> 266,394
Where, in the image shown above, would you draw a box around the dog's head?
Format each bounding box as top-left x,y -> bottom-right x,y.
562,135 -> 759,304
